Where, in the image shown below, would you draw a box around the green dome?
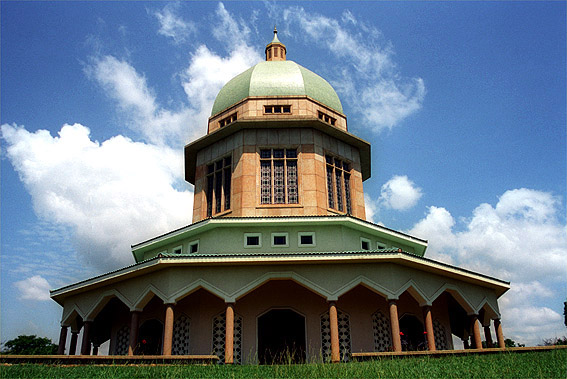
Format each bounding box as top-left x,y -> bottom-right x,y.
211,60 -> 343,116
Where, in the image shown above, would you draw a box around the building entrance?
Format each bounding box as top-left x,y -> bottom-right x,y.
258,309 -> 306,364
399,314 -> 426,351
137,319 -> 163,355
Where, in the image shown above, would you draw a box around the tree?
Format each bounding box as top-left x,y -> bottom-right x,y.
542,336 -> 567,346
504,338 -> 525,348
1,335 -> 58,355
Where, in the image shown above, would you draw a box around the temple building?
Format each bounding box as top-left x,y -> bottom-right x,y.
51,30 -> 510,363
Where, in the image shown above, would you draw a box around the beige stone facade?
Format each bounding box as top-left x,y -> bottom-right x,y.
208,96 -> 348,134
191,127 -> 366,222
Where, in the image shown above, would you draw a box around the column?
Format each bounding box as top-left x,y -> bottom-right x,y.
329,302 -> 340,363
57,325 -> 68,355
422,306 -> 436,351
389,300 -> 402,352
471,315 -> 483,349
484,323 -> 493,348
128,311 -> 140,356
69,330 -> 79,355
80,321 -> 92,355
163,304 -> 174,355
494,318 -> 505,348
225,303 -> 234,364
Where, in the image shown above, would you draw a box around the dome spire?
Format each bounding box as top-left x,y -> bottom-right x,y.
271,26 -> 281,43
265,26 -> 286,61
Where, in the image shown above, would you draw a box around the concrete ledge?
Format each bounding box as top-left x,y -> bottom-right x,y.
352,345 -> 567,361
1,346 -> 564,365
0,354 -> 219,365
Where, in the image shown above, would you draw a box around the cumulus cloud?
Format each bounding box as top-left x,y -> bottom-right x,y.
87,55 -> 194,146
3,4 -> 263,275
364,194 -> 379,223
379,175 -> 423,210
408,188 -> 567,345
1,123 -> 193,271
153,3 -> 196,44
88,4 -> 261,147
409,206 -> 457,263
282,7 -> 425,132
498,281 -> 564,345
14,275 -> 51,301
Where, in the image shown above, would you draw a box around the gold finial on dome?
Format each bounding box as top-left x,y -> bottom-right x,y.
265,26 -> 286,61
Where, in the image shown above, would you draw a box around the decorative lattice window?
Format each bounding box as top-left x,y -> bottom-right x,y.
114,325 -> 130,355
325,155 -> 351,213
372,311 -> 392,352
321,309 -> 352,362
206,156 -> 232,217
260,148 -> 298,205
326,166 -> 335,209
433,319 -> 448,350
172,315 -> 190,355
212,312 -> 243,364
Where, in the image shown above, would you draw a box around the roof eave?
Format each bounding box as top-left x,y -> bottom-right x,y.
129,215 -> 427,258
185,118 -> 371,184
50,251 -> 510,302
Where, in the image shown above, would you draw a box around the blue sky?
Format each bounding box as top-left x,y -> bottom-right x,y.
1,1 -> 565,347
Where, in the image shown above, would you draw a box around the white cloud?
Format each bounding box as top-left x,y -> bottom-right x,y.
498,282 -> 564,346
212,3 -> 252,51
153,3 -> 196,44
364,194 -> 379,223
408,188 -> 567,345
282,7 -> 425,132
379,175 -> 423,210
409,206 -> 457,263
181,44 -> 261,129
409,189 -> 566,282
88,5 -> 261,147
1,123 -> 193,271
3,5 -> 263,276
87,55 -> 194,146
178,4 -> 262,134
14,275 -> 51,301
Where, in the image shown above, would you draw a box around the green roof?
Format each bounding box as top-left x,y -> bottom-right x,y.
211,60 -> 343,116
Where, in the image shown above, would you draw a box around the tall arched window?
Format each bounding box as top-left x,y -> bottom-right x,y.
260,148 -> 298,205
325,155 -> 351,213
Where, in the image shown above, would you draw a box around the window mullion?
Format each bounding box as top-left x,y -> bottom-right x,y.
220,169 -> 225,212
283,156 -> 288,203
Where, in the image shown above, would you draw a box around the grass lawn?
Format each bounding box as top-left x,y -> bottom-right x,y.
1,349 -> 565,379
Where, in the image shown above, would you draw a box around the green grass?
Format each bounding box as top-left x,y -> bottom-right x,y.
2,350 -> 566,379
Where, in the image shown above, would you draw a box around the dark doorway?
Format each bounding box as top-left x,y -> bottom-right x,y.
399,314 -> 427,351
138,319 -> 163,355
258,309 -> 306,364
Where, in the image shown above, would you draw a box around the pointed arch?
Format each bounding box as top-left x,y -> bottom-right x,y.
332,276 -> 393,301
168,279 -> 230,303
232,271 -> 331,301
476,297 -> 501,323
393,280 -> 430,306
430,284 -> 475,314
132,285 -> 169,311
85,289 -> 132,321
62,305 -> 85,328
